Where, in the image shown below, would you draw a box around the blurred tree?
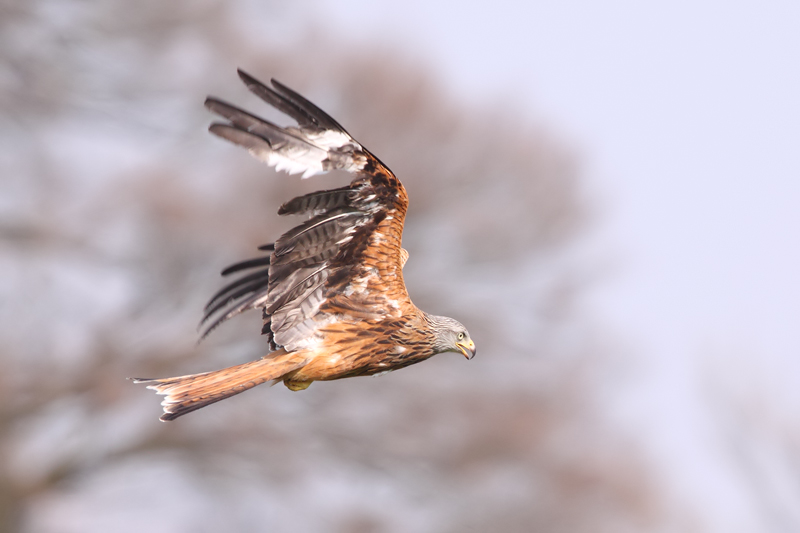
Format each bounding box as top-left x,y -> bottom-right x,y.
705,354 -> 800,532
1,0 -> 667,532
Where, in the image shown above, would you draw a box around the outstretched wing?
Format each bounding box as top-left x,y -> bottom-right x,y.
201,71 -> 411,352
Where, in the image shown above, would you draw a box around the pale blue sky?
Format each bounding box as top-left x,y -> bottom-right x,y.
307,1 -> 800,530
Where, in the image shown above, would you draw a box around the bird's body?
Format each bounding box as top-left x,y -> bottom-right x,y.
135,71 -> 475,421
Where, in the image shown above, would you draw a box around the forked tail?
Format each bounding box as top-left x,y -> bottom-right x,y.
133,351 -> 307,421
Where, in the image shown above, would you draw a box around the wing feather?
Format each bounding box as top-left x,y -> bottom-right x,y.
278,186 -> 354,216
274,207 -> 363,256
201,71 -> 411,351
220,256 -> 271,276
199,286 -> 270,339
208,122 -> 330,178
204,270 -> 270,313
238,70 -> 347,132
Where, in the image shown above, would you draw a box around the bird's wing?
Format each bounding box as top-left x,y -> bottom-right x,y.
200,71 -> 412,352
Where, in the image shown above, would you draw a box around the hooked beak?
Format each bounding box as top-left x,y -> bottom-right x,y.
456,339 -> 476,360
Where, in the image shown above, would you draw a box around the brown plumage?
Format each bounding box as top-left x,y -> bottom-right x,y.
133,70 -> 475,421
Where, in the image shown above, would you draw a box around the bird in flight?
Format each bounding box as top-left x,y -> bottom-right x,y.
135,70 -> 476,421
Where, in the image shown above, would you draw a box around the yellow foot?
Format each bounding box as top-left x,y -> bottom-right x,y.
284,380 -> 312,391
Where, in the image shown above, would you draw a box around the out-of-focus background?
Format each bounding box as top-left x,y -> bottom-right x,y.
2,1 -> 798,531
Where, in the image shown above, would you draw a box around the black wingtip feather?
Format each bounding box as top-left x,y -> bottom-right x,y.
269,78 -> 347,132
204,269 -> 270,311
235,69 -> 347,133
202,277 -> 269,320
208,122 -> 248,141
237,68 -> 258,87
220,256 -> 271,276
207,123 -> 278,158
236,70 -> 310,125
198,288 -> 271,340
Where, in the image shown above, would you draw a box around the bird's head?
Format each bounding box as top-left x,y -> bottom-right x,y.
428,315 -> 476,360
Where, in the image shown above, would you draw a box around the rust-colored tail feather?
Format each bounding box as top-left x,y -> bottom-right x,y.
133,351 -> 307,421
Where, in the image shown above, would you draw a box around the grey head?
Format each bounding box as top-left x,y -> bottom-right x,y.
427,314 -> 476,359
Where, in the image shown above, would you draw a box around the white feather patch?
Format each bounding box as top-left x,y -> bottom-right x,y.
306,130 -> 355,149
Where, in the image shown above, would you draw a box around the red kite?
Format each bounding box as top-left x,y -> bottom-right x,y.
135,70 -> 475,421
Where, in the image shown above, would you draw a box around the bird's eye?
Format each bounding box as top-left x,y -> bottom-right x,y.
457,332 -> 464,340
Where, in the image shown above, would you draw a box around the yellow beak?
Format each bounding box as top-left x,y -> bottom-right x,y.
456,339 -> 476,360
